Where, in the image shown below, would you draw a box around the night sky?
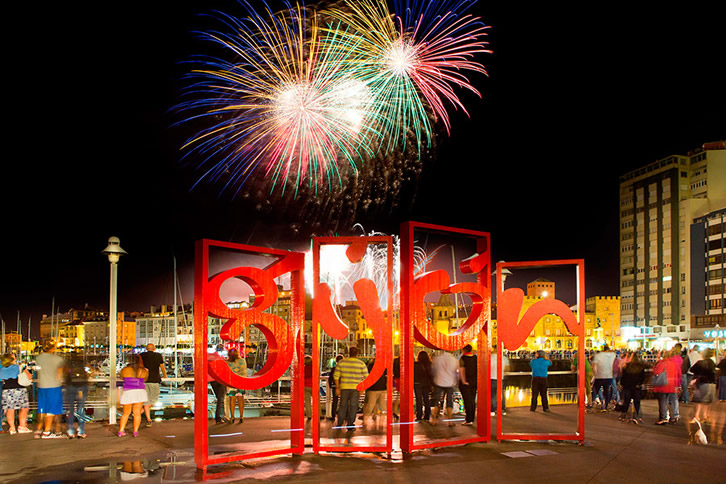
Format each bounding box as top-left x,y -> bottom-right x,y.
2,1 -> 725,337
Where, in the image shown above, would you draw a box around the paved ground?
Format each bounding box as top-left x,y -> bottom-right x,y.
1,400 -> 724,483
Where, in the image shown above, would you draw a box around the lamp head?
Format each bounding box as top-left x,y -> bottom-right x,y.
102,236 -> 127,263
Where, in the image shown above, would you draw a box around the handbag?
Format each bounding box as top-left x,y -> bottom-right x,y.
18,366 -> 32,387
650,369 -> 667,387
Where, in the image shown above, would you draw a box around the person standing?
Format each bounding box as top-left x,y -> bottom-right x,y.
63,356 -> 90,438
619,352 -> 646,423
571,350 -> 593,409
459,344 -> 477,425
592,346 -> 616,411
530,350 -> 552,412
686,344 -> 703,398
362,357 -> 387,427
652,349 -> 679,425
334,347 -> 368,433
118,354 -> 148,437
414,351 -> 432,422
677,344 -> 690,403
327,355 -> 344,421
35,341 -> 65,438
140,344 -> 167,427
303,355 -> 314,421
690,348 -> 717,423
0,353 -> 32,435
717,349 -> 726,402
225,348 -> 247,423
430,351 -> 459,426
208,344 -> 228,424
491,344 -> 509,415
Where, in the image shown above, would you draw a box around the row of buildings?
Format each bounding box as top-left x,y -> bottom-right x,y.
13,141 -> 722,357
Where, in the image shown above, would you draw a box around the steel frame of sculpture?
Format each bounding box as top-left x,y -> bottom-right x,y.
194,239 -> 306,470
311,236 -> 394,453
495,259 -> 586,444
400,221 -> 492,452
193,229 -> 587,470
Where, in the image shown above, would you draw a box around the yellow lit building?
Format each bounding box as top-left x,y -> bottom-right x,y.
491,280 -> 623,351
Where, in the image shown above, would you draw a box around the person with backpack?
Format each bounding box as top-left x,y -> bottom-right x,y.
652,349 -> 679,425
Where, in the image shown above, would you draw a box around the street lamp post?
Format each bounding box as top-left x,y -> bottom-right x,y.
102,236 -> 127,425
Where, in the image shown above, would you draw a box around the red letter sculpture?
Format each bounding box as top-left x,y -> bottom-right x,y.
495,259 -> 586,444
194,240 -> 305,470
311,236 -> 393,453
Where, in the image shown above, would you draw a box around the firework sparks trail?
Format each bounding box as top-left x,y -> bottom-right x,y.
176,2 -> 381,195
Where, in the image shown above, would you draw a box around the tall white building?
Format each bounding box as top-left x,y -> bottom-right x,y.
619,141 -> 726,348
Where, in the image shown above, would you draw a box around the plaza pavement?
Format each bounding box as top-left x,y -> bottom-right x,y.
0,400 -> 724,483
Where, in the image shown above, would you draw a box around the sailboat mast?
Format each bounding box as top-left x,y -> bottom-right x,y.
173,255 -> 179,381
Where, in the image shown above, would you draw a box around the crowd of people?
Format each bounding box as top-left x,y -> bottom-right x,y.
3,340 -> 724,445
0,341 -> 170,439
581,344 -> 725,445
315,344 -> 512,431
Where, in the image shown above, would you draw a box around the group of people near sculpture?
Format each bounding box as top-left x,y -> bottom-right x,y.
3,341 -> 724,445
579,343 -> 725,445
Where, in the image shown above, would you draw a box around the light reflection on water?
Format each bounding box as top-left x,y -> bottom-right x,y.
504,386 -> 578,407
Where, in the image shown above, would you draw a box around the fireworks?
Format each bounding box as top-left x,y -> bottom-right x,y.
177,0 -> 490,195
324,0 -> 490,153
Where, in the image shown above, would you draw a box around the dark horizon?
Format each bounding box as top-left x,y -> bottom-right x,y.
2,1 -> 725,339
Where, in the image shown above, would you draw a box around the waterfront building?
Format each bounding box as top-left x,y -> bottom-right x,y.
135,305 -> 195,349
619,141 -> 726,348
491,280 -> 622,350
82,312 -> 136,352
39,305 -> 106,342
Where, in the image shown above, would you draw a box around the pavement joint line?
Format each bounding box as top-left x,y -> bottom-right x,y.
585,423 -> 649,484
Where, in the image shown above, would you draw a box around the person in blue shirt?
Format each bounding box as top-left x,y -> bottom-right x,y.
530,350 -> 552,412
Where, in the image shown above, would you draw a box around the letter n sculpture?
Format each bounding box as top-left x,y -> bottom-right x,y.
495,259 -> 586,444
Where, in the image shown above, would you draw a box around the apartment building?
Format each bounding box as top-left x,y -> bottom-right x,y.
619,141 -> 726,348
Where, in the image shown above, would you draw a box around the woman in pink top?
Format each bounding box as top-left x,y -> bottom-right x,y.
118,354 -> 149,437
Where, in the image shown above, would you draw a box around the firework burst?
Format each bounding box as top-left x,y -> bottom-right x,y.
176,0 -> 490,204
176,2 -> 380,195
323,0 -> 491,153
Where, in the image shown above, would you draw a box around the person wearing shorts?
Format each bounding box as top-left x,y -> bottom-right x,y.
140,344 -> 166,427
35,342 -> 65,439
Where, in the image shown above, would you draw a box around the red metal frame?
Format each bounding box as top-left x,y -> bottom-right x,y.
194,239 -> 305,470
311,236 -> 394,454
400,221 -> 491,453
495,259 -> 585,444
